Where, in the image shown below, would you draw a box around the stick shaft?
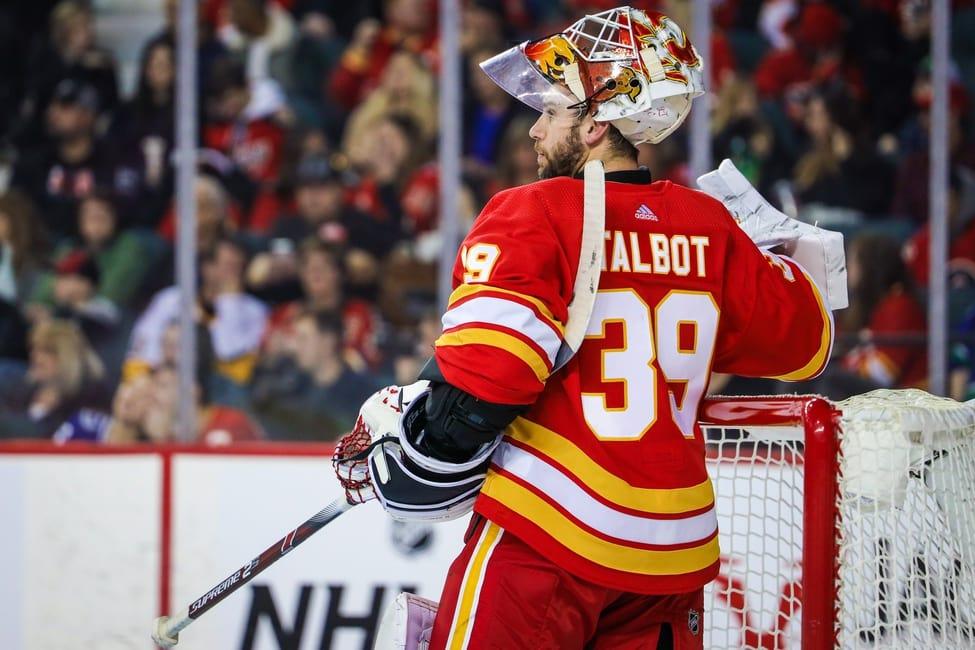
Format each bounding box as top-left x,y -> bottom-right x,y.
160,498 -> 352,638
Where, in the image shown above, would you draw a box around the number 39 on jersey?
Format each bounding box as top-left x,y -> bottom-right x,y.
579,289 -> 719,441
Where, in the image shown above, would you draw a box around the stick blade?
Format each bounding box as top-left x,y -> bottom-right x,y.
152,615 -> 180,648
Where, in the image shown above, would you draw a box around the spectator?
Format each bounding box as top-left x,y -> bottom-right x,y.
218,0 -> 297,88
12,79 -> 135,243
30,192 -> 154,315
158,173 -> 235,249
792,85 -> 893,215
341,50 -> 437,169
0,191 -> 44,361
118,38 -> 176,197
151,173 -> 239,292
286,4 -> 346,134
492,116 -> 542,190
0,319 -> 110,439
841,234 -> 927,388
289,153 -> 394,253
261,238 -> 380,369
126,236 -> 268,385
250,309 -> 377,440
41,251 -> 119,357
328,0 -> 437,111
754,3 -> 861,102
290,0 -> 380,43
845,2 -> 916,139
204,58 -> 290,231
903,169 -> 975,285
0,190 -> 46,304
248,155 -> 398,296
460,0 -> 506,57
148,0 -> 228,99
196,237 -> 268,384
346,113 -> 427,231
387,307 -> 440,385
106,352 -> 264,444
398,164 -> 479,261
711,78 -> 776,190
463,46 -> 523,174
891,77 -> 975,223
17,0 -> 118,146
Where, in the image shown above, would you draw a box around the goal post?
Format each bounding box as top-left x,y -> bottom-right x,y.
699,389 -> 975,649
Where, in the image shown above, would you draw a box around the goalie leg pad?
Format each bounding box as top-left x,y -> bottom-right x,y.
374,592 -> 439,650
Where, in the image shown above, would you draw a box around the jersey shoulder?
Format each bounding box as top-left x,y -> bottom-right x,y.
655,181 -> 738,227
492,177 -> 582,204
477,179 -> 582,232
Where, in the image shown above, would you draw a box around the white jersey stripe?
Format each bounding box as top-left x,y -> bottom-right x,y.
494,442 -> 718,547
442,296 -> 562,365
458,523 -> 502,649
445,522 -> 503,650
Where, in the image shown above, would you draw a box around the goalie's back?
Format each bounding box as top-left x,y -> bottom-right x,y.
434,173 -> 833,594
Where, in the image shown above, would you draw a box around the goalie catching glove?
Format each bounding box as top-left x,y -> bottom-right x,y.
332,380 -> 504,522
697,159 -> 848,311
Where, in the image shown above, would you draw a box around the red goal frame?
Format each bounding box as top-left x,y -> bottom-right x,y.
700,395 -> 843,650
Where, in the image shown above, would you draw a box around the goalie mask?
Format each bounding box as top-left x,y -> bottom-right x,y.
480,7 -> 705,145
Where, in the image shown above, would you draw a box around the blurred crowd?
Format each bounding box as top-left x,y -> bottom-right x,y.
0,0 -> 972,443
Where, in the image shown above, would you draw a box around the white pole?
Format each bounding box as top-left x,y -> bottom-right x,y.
929,0 -> 950,395
689,0 -> 712,181
437,0 -> 462,312
175,0 -> 198,439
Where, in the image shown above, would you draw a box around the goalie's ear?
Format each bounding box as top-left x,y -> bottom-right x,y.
582,117 -> 611,147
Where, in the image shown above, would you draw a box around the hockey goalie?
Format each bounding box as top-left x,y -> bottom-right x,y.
333,6 -> 845,649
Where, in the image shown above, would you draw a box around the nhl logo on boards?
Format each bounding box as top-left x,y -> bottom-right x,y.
634,203 -> 658,221
687,609 -> 700,635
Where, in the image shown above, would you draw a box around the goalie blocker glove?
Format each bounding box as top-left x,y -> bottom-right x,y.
333,370 -> 525,522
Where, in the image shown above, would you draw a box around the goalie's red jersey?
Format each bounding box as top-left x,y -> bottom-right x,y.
434,171 -> 833,594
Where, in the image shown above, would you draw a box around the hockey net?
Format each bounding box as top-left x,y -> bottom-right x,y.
700,389 -> 975,649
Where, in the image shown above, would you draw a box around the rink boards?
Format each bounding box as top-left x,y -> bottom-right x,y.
0,444 -> 804,650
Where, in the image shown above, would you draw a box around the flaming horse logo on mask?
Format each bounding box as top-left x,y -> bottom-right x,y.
596,66 -> 642,103
524,35 -> 577,83
631,11 -> 701,85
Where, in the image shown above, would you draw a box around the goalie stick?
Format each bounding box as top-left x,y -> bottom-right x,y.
152,162 -> 607,647
554,159 -> 605,370
151,497 -> 353,648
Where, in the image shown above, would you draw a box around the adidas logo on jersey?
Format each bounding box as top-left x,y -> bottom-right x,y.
634,204 -> 658,221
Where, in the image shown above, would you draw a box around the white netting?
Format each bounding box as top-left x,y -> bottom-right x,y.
837,389 -> 975,648
704,423 -> 806,648
702,390 -> 975,649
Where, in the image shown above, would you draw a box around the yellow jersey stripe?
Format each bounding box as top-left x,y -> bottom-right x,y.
482,473 -> 719,575
448,284 -> 565,335
773,261 -> 834,381
443,296 -> 562,365
437,328 -> 550,383
447,522 -> 502,650
507,418 -> 714,514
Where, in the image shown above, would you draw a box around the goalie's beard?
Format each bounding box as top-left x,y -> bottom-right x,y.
537,125 -> 587,180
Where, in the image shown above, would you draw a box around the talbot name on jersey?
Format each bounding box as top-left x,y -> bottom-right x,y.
602,231 -> 710,278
